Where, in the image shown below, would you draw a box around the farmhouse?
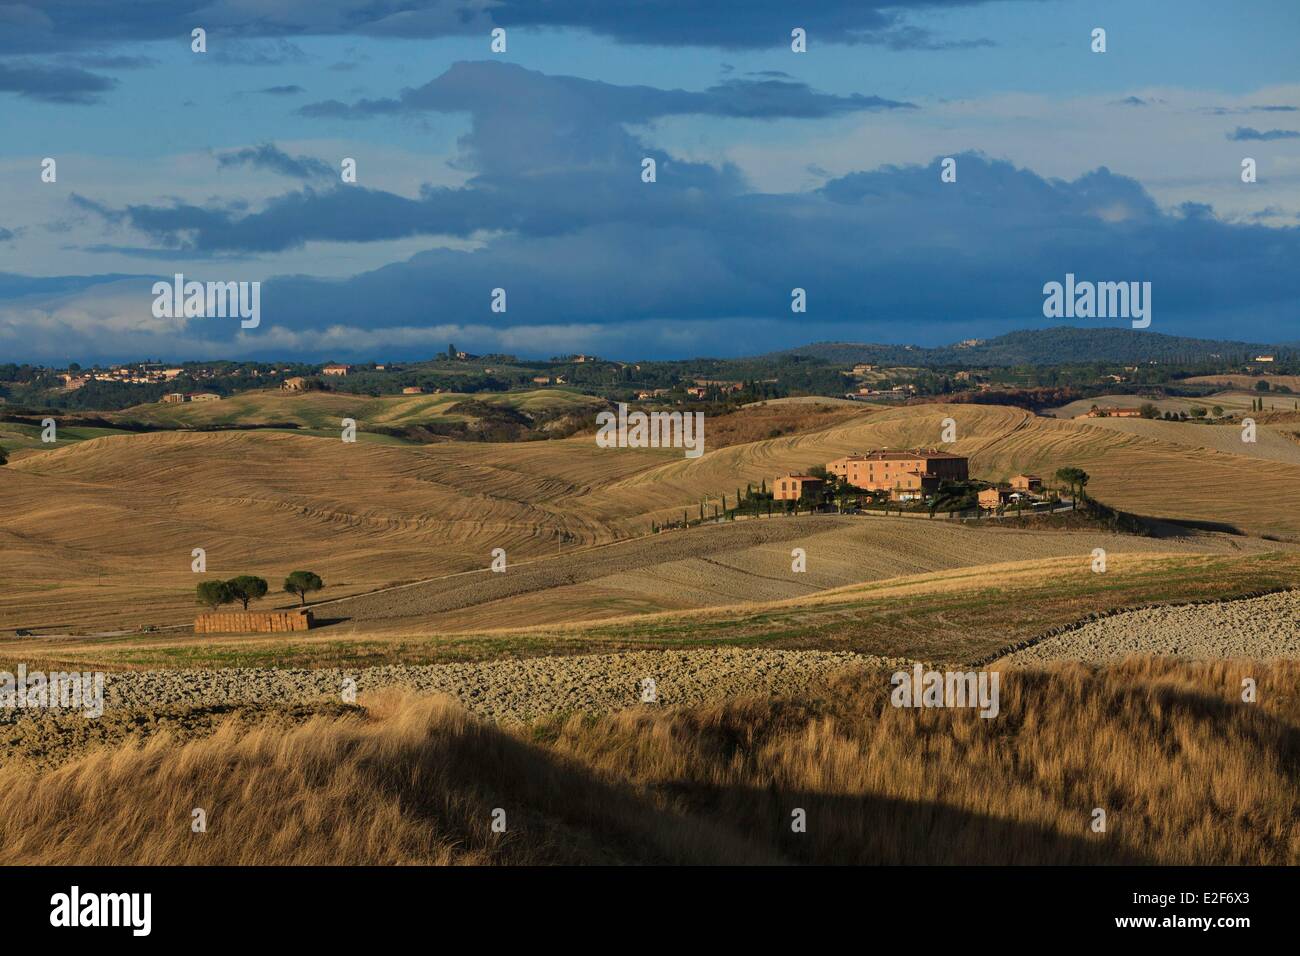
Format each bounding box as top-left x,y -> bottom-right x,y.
888,472 -> 942,502
187,392 -> 220,402
160,392 -> 186,404
1080,406 -> 1141,419
773,474 -> 824,501
692,379 -> 743,393
1011,474 -> 1042,492
401,386 -> 426,395
322,364 -> 351,376
827,449 -> 968,492
281,377 -> 307,391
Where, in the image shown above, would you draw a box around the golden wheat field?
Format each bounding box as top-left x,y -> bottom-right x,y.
1,659 -> 1295,865
111,386 -> 603,429
1183,373 -> 1300,392
1049,390 -> 1273,418
5,399 -> 1300,635
1076,416 -> 1300,465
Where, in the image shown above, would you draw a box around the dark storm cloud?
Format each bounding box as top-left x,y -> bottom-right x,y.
77,63 -> 908,253
0,60 -> 115,103
298,61 -> 914,122
216,144 -> 333,180
1227,127 -> 1300,141
0,1 -> 1001,55
1200,104 -> 1298,116
234,153 -> 1300,348
62,52 -> 158,69
44,53 -> 1300,354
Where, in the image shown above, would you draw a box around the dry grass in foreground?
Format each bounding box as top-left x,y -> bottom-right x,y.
0,657 -> 1296,865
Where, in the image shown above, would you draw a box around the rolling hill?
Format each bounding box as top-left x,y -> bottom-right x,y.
1047,391 -> 1273,419
1182,373 -> 1300,392
5,398 -> 1300,636
109,387 -> 604,430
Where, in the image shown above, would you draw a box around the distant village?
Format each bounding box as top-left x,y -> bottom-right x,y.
4,337 -> 1294,422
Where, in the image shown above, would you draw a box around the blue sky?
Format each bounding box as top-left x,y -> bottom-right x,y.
0,0 -> 1297,363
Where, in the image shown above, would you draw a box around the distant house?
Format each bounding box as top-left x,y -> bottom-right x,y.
1010,474 -> 1042,492
401,386 -> 426,395
1255,355 -> 1276,363
187,392 -> 220,402
281,377 -> 308,392
160,392 -> 187,404
773,474 -> 824,502
162,368 -> 184,380
572,354 -> 596,363
322,364 -> 351,376
636,388 -> 669,400
532,376 -> 551,385
692,379 -> 743,393
1082,406 -> 1141,419
685,386 -> 708,399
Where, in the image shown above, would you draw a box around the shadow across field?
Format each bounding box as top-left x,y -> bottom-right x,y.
2,658 -> 1294,865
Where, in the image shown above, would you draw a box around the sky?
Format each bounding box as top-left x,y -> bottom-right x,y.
0,0 -> 1297,364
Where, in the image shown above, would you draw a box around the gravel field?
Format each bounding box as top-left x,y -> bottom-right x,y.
2,648 -> 905,727
1001,590 -> 1300,664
